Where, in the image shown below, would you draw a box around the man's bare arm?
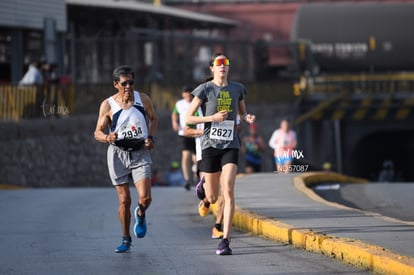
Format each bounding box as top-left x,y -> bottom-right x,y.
141,92 -> 158,138
94,99 -> 112,143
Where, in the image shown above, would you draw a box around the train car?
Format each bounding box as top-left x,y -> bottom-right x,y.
290,3 -> 414,73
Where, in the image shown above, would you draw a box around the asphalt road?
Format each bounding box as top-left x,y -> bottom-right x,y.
0,187 -> 370,275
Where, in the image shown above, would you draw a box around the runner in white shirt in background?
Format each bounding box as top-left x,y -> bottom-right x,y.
172,86 -> 201,190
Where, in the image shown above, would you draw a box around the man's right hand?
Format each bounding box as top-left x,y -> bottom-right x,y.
107,132 -> 117,143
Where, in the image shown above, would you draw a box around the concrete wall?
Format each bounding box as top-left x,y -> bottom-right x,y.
0,104 -> 293,187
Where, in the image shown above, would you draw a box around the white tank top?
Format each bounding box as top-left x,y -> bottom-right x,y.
108,91 -> 149,141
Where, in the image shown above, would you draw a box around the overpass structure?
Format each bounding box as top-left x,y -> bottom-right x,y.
293,73 -> 414,182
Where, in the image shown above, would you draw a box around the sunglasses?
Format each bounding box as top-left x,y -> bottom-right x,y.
119,80 -> 134,87
212,58 -> 230,66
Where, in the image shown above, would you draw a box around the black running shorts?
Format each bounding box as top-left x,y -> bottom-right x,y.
199,147 -> 239,173
180,136 -> 196,153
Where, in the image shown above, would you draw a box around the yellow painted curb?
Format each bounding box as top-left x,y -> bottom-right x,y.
295,171 -> 369,185
0,184 -> 27,190
293,172 -> 369,212
210,172 -> 414,275
232,206 -> 414,274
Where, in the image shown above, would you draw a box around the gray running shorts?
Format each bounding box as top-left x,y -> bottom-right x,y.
107,144 -> 152,186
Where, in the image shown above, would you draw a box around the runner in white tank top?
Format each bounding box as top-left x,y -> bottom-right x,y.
94,65 -> 158,253
108,91 -> 149,150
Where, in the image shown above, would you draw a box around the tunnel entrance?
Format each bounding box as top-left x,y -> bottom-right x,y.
352,130 -> 414,182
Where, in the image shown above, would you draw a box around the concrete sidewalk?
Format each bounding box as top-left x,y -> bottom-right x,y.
214,172 -> 414,275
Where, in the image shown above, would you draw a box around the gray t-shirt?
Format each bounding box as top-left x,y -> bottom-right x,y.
192,81 -> 246,150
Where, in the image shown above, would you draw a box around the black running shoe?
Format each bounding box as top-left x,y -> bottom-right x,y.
216,238 -> 232,255
184,181 -> 191,191
195,176 -> 206,200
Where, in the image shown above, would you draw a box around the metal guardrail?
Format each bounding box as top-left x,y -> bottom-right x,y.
0,85 -> 36,121
294,72 -> 414,96
292,73 -> 414,125
0,84 -> 74,122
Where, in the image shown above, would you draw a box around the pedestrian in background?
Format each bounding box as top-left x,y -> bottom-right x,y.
19,60 -> 43,86
268,118 -> 297,173
171,85 -> 198,190
94,65 -> 158,253
165,161 -> 185,186
186,52 -> 256,255
241,123 -> 265,173
378,160 -> 395,182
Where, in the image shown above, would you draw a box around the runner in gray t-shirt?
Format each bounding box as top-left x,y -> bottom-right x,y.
192,80 -> 246,150
186,53 -> 256,256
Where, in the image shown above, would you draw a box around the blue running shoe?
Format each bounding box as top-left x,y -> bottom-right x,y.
195,176 -> 206,200
216,238 -> 232,255
134,206 -> 147,238
115,236 -> 131,253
